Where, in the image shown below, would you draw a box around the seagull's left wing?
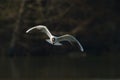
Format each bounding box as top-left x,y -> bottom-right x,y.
26,25 -> 52,38
57,34 -> 84,52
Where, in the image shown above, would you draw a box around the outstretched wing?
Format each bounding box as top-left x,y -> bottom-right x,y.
57,34 -> 84,52
26,25 -> 52,38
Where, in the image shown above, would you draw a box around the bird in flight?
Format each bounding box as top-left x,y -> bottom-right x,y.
26,25 -> 84,52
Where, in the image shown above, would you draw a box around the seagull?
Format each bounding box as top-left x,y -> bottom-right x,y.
26,25 -> 84,52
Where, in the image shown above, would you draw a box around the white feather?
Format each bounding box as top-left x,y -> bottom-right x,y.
26,25 -> 84,52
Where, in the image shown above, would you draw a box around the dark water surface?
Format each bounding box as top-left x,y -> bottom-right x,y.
0,54 -> 120,80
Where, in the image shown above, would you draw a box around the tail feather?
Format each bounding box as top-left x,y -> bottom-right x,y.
46,39 -> 52,44
54,42 -> 62,46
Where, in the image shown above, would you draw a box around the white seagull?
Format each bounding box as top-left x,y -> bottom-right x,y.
26,25 -> 84,52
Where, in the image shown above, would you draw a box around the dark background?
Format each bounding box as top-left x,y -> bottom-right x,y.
0,0 -> 120,79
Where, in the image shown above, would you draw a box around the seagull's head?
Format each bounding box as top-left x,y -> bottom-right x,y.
50,36 -> 56,45
52,38 -> 56,44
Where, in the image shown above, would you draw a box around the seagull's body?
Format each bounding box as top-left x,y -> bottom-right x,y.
26,25 -> 84,52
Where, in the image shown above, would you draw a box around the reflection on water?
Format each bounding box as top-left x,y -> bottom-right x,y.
0,53 -> 120,79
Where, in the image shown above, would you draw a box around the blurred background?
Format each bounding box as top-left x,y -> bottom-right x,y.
0,0 -> 120,79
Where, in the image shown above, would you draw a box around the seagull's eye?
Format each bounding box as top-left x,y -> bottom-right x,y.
52,38 -> 55,42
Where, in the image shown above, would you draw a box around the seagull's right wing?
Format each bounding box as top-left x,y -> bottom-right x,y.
57,34 -> 84,52
26,25 -> 52,38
